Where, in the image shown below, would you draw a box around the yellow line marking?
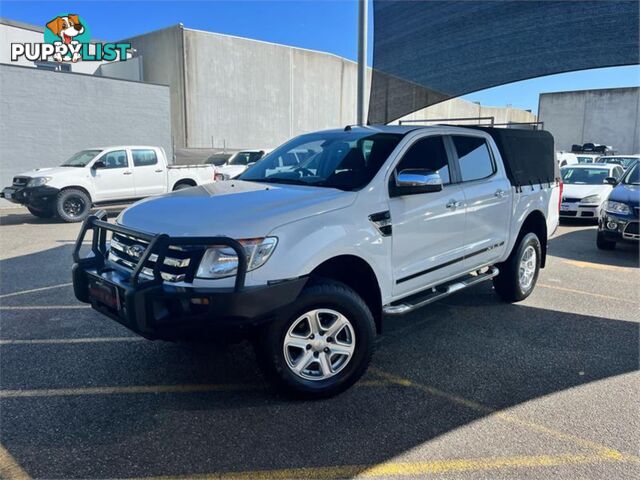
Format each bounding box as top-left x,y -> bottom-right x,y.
0,380 -> 390,398
131,453 -> 629,480
561,259 -> 637,272
0,283 -> 72,299
0,337 -> 144,346
538,284 -> 638,304
372,368 -> 639,462
0,443 -> 30,480
0,305 -> 90,310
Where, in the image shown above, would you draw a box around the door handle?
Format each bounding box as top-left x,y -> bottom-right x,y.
123,171 -> 132,175
495,189 -> 507,198
155,169 -> 164,173
446,200 -> 463,209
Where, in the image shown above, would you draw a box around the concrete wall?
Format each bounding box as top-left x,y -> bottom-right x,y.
393,97 -> 537,126
0,64 -> 171,205
122,26 -> 186,149
538,87 -> 640,153
124,26 -> 365,150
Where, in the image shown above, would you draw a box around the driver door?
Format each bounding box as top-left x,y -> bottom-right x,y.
91,150 -> 136,202
389,134 -> 467,298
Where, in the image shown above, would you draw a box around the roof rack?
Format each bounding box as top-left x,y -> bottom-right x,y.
398,116 -> 544,130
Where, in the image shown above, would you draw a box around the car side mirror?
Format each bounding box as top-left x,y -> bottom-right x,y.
391,169 -> 443,197
92,160 -> 106,169
604,176 -> 618,185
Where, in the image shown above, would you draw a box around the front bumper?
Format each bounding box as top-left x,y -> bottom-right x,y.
598,210 -> 639,242
559,202 -> 600,219
72,211 -> 307,340
1,185 -> 59,208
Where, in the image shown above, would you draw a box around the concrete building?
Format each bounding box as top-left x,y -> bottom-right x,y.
393,97 -> 537,127
121,25 -> 366,150
538,87 -> 640,154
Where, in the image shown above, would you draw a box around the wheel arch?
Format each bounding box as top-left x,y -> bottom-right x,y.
518,210 -> 548,267
172,178 -> 197,190
309,254 -> 383,334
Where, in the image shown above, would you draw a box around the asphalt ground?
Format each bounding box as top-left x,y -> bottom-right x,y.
0,206 -> 638,480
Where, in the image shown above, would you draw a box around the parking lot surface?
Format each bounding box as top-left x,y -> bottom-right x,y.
1,206 -> 638,480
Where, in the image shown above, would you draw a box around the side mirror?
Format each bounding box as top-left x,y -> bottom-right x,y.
391,169 -> 443,197
604,176 -> 618,185
92,160 -> 106,169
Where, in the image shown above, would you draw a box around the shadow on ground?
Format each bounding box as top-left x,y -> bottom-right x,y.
0,206 -> 126,227
551,221 -> 638,268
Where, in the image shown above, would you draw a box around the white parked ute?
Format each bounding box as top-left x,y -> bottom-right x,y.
72,126 -> 560,398
1,146 -> 217,222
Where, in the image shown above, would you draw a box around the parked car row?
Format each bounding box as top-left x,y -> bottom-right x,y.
556,151 -> 639,168
557,158 -> 639,251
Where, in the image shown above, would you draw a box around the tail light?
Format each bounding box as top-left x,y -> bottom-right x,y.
558,180 -> 563,211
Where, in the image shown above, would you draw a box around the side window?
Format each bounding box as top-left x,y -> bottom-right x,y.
452,136 -> 495,182
395,136 -> 450,184
132,149 -> 158,167
101,150 -> 128,169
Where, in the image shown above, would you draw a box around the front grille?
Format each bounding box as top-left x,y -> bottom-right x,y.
623,222 -> 639,236
12,176 -> 30,187
580,211 -> 594,217
561,211 -> 577,217
562,197 -> 581,203
108,233 -> 200,282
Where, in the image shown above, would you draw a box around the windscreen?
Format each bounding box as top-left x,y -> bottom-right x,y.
60,150 -> 102,167
240,131 -> 403,190
561,167 -> 611,185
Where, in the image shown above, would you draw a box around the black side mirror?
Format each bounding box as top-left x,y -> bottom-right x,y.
390,169 -> 443,197
92,160 -> 106,169
604,176 -> 618,185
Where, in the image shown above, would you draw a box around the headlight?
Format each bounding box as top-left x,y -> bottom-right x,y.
580,194 -> 601,204
604,201 -> 631,214
27,177 -> 51,187
196,237 -> 278,279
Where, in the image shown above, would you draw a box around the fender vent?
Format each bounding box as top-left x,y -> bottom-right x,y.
369,211 -> 392,236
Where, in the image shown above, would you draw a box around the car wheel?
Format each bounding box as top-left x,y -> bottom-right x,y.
493,232 -> 542,303
596,230 -> 616,250
27,206 -> 56,219
55,188 -> 91,223
255,279 -> 375,399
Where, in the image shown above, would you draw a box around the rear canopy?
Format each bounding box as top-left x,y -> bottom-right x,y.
467,127 -> 557,188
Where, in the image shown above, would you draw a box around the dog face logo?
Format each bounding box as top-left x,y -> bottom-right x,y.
46,15 -> 84,45
45,14 -> 88,62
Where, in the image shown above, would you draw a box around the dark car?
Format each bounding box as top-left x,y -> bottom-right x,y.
597,160 -> 640,250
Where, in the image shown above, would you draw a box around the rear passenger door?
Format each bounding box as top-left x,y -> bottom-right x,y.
389,134 -> 467,297
131,148 -> 166,197
449,135 -> 511,270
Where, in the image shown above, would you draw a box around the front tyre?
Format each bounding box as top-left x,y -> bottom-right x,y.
493,232 -> 541,303
596,230 -> 616,250
256,279 -> 375,399
55,188 -> 91,223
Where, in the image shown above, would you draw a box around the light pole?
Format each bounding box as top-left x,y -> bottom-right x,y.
357,0 -> 367,126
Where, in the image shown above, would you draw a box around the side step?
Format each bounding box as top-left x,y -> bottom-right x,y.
383,266 -> 499,315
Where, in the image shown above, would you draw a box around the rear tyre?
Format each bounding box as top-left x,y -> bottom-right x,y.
55,188 -> 91,223
27,206 -> 55,219
173,182 -> 194,191
596,230 -> 616,250
493,232 -> 541,303
255,279 -> 375,399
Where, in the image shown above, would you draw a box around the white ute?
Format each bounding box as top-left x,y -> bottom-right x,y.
1,146 -> 217,222
72,126 -> 560,398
